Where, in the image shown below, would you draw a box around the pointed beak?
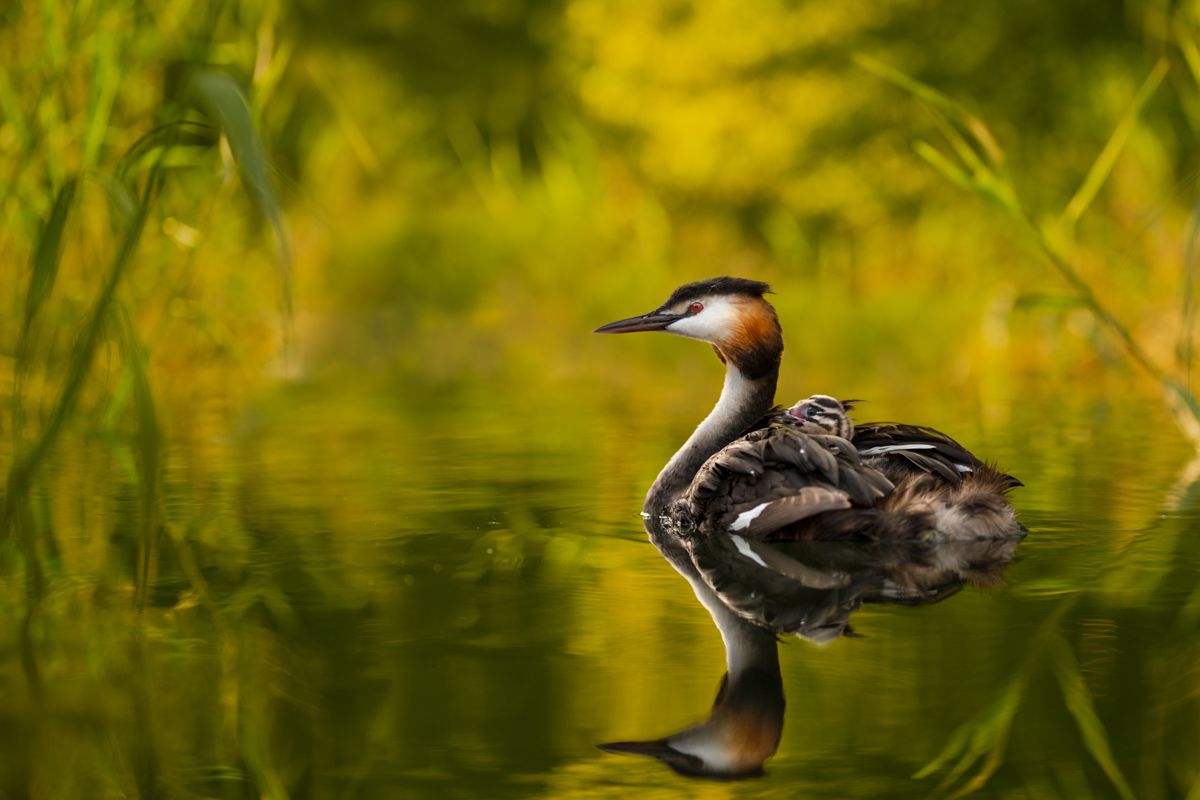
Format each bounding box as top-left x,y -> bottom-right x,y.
597,739 -> 703,772
594,311 -> 679,334
597,739 -> 679,758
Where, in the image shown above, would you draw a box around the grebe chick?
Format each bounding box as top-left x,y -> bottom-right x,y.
780,394 -> 854,439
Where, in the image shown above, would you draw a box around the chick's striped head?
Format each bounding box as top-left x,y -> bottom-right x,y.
784,395 -> 855,439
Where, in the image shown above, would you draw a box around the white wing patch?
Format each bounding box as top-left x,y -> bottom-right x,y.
729,502 -> 770,531
858,443 -> 938,455
860,443 -> 975,474
729,534 -> 769,567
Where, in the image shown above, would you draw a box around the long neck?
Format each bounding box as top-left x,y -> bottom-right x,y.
644,363 -> 778,517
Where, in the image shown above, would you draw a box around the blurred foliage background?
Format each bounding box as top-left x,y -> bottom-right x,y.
3,0 -> 1200,797
6,0 -> 1200,415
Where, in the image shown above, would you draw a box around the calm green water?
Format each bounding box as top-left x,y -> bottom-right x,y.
3,361 -> 1200,799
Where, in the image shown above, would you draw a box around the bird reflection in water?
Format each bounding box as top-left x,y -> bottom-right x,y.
598,530 -> 1022,779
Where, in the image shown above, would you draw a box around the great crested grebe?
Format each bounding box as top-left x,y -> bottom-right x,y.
596,277 -> 1023,541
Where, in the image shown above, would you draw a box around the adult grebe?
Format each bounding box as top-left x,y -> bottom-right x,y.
595,277 -> 1022,541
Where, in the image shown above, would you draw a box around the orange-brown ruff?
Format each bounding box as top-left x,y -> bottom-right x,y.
595,276 -> 1023,542
711,296 -> 783,380
717,702 -> 784,772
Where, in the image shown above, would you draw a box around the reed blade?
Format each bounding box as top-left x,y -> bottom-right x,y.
189,69 -> 293,317
115,121 -> 218,186
116,304 -> 163,610
3,168 -> 162,541
22,178 -> 77,340
854,54 -> 1004,167
1049,633 -> 1136,800
1058,59 -> 1168,230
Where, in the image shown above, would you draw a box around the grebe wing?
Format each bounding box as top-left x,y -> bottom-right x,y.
851,422 -> 1020,488
682,424 -> 893,537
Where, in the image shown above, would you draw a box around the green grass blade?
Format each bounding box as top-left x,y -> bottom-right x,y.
858,54 -> 1021,217
3,167 -> 163,541
1181,204 -> 1200,386
116,304 -> 163,609
854,53 -> 1005,167
917,601 -> 1077,795
913,713 -> 973,778
913,139 -> 1019,215
1049,633 -> 1135,800
115,121 -> 218,185
913,673 -> 1025,795
927,108 -> 990,181
1059,58 -> 1168,230
98,175 -> 140,228
82,34 -> 120,168
13,178 -> 78,452
1178,24 -> 1200,89
1177,28 -> 1200,389
23,178 -> 78,337
913,140 -> 974,192
949,679 -> 1023,795
188,69 -> 292,316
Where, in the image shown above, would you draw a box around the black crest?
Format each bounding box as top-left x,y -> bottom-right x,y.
664,276 -> 772,307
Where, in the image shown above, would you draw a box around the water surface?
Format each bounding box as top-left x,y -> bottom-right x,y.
3,362 -> 1199,799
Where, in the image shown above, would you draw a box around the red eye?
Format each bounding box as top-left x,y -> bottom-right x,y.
688,302 -> 704,314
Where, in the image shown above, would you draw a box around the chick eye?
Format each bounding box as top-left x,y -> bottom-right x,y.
688,301 -> 704,314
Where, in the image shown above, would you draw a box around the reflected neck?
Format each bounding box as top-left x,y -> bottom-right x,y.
658,556 -> 784,776
644,363 -> 778,517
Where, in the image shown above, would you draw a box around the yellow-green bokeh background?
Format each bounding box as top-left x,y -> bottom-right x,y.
3,1 -> 1200,797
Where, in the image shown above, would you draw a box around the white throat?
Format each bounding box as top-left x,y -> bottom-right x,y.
644,361 -> 777,517
660,366 -> 751,477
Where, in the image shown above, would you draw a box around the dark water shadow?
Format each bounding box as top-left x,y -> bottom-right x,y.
598,528 -> 1021,779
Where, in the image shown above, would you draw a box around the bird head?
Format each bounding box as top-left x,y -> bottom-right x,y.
595,277 -> 784,380
598,665 -> 784,780
784,394 -> 855,439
